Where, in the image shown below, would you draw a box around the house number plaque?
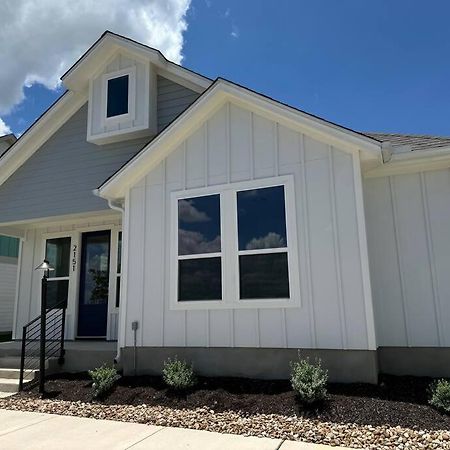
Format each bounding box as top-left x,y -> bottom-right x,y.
72,244 -> 77,271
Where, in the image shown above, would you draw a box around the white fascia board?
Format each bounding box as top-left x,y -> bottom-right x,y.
364,147 -> 450,178
0,91 -> 88,188
97,80 -> 383,200
63,33 -> 212,93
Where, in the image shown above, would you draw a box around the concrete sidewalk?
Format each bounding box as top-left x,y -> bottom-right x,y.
0,409 -> 350,450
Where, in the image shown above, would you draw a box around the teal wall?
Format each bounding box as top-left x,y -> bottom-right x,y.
0,235 -> 19,258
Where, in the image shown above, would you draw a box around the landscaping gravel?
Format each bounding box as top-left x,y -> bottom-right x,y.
1,374 -> 449,449
1,396 -> 449,449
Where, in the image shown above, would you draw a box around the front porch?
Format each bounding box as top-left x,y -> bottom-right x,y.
0,212 -> 123,343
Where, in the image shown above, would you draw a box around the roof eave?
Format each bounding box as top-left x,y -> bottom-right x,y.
98,79 -> 383,200
62,31 -> 212,93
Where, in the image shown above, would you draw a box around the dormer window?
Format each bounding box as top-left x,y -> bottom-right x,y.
101,67 -> 136,125
107,75 -> 129,118
87,55 -> 154,145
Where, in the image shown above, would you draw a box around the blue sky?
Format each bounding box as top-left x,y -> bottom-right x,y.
4,0 -> 450,137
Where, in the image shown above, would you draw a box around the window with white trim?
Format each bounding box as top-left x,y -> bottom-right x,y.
45,237 -> 71,308
177,194 -> 222,301
107,75 -> 129,118
237,185 -> 290,300
172,176 -> 299,309
102,67 -> 136,125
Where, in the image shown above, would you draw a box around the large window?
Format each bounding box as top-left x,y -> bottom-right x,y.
237,186 -> 290,300
171,176 -> 299,309
177,194 -> 222,301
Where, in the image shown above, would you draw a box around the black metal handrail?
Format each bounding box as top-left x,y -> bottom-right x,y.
19,299 -> 67,392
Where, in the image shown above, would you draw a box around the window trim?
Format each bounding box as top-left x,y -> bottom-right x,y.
170,175 -> 301,310
172,191 -> 225,305
101,66 -> 136,126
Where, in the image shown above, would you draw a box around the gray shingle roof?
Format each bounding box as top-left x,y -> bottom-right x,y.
364,132 -> 450,152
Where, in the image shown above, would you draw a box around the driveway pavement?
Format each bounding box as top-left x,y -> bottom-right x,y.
0,409 -> 350,449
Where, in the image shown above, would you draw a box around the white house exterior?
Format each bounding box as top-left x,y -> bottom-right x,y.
0,32 -> 449,382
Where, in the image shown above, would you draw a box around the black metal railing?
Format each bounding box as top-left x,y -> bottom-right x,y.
19,299 -> 66,392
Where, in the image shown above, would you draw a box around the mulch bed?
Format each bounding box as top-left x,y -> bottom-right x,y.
1,373 -> 449,449
17,373 -> 450,431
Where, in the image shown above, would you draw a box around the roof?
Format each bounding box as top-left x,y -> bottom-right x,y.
62,30 -> 212,93
364,132 -> 450,152
96,78 -> 382,200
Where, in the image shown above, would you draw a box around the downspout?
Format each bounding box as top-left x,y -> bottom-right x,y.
107,198 -> 125,365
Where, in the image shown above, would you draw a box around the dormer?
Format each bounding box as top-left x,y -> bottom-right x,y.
61,31 -> 212,146
86,52 -> 156,144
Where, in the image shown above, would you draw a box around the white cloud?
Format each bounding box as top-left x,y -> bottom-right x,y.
0,0 -> 191,115
0,118 -> 12,136
178,229 -> 221,255
178,199 -> 211,223
245,232 -> 286,250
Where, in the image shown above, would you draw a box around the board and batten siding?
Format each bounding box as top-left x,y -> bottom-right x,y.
0,258 -> 17,332
123,102 -> 375,351
365,170 -> 450,347
157,76 -> 200,131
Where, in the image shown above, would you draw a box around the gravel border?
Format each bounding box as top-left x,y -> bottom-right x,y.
1,397 -> 449,449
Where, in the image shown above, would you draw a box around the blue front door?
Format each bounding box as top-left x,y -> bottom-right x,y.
77,230 -> 111,338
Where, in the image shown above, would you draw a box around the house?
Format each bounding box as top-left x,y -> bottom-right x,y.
0,31 -> 449,383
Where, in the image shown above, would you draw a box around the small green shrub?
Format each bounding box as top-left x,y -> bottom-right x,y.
429,379 -> 450,414
88,365 -> 120,398
162,357 -> 196,390
290,355 -> 328,405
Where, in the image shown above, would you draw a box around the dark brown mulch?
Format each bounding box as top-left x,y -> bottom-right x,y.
20,373 -> 450,431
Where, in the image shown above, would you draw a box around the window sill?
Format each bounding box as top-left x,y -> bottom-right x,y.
170,298 -> 301,311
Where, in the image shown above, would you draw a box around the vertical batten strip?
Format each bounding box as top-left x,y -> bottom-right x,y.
388,175 -> 410,346
352,152 -> 377,350
299,134 -> 316,347
140,178 -> 147,346
226,103 -> 231,184
250,112 -> 260,348
204,121 -> 211,347
328,147 -> 347,348
420,172 -> 444,346
275,122 -> 288,348
160,160 -> 166,346
226,103 -> 234,346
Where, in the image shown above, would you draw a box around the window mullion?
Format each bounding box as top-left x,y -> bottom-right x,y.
221,190 -> 238,305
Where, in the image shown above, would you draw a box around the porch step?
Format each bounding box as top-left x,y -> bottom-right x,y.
0,357 -> 55,370
0,378 -> 21,393
0,368 -> 37,380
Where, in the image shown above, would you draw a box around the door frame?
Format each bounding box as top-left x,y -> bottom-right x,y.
77,229 -> 111,339
41,224 -> 121,340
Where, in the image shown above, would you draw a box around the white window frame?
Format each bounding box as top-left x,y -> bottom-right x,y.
101,66 -> 136,126
170,175 -> 301,310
